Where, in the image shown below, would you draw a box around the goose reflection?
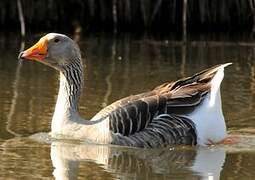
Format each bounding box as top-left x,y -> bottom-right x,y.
190,147 -> 225,180
50,141 -> 226,180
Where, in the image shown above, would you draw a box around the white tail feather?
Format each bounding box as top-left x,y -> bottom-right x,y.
209,63 -> 232,107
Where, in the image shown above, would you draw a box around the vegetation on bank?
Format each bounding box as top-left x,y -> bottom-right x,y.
1,0 -> 255,35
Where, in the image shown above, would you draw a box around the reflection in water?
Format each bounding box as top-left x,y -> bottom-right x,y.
6,40 -> 25,137
101,37 -> 116,108
51,142 -> 112,180
180,44 -> 186,77
51,141 -> 225,180
1,136 -> 255,179
190,148 -> 225,180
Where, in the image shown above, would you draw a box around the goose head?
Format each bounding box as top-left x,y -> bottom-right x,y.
19,33 -> 81,71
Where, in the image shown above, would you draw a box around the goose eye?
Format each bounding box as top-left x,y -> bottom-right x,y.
54,38 -> 60,43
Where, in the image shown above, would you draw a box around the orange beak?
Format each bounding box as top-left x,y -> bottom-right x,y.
19,37 -> 48,61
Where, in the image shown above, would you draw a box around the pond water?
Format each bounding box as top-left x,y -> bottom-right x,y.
1,33 -> 255,179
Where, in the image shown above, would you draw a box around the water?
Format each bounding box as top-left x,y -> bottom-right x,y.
1,33 -> 255,179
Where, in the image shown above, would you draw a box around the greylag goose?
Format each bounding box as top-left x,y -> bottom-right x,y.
19,33 -> 233,147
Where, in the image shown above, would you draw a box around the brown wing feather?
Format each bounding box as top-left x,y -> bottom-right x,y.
93,63 -> 229,138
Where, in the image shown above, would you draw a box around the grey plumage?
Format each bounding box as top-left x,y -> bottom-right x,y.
111,114 -> 197,147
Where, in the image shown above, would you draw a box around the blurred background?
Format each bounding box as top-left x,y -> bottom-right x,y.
1,0 -> 255,36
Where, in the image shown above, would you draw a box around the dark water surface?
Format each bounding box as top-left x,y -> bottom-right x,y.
1,33 -> 255,179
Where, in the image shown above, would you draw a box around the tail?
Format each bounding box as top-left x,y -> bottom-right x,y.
168,63 -> 232,91
208,63 -> 232,106
161,63 -> 232,110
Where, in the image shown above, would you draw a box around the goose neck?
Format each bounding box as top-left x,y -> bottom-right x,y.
52,61 -> 83,132
60,63 -> 83,112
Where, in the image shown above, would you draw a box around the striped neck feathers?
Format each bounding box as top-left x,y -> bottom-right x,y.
52,59 -> 83,124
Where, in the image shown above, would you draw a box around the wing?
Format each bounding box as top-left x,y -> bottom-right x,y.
92,63 -> 229,142
111,114 -> 197,147
103,85 -> 206,137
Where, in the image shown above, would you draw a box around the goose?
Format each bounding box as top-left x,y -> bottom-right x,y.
19,33 -> 234,147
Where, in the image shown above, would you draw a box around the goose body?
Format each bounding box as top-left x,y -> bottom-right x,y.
19,33 -> 230,147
